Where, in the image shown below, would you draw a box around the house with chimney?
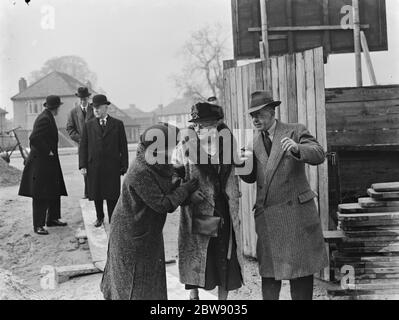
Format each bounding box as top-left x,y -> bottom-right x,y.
11,71 -> 140,147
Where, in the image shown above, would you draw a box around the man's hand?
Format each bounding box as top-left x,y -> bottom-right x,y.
80,168 -> 87,176
281,137 -> 299,154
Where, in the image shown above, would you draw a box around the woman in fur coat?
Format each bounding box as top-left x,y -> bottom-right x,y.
100,123 -> 199,300
174,102 -> 245,300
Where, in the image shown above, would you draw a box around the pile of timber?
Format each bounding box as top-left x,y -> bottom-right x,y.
329,182 -> 399,300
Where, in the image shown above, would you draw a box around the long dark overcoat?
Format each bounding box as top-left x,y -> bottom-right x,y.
19,109 -> 67,199
241,120 -> 328,280
100,145 -> 190,300
79,116 -> 128,201
66,104 -> 94,144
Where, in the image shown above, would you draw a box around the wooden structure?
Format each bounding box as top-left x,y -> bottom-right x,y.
329,182 -> 399,299
223,46 -> 329,260
231,0 -> 388,60
326,85 -> 399,229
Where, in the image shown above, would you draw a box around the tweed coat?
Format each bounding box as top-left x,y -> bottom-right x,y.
241,120 -> 328,280
66,104 -> 94,144
100,144 -> 191,300
79,116 -> 128,201
175,126 -> 245,288
19,109 -> 67,199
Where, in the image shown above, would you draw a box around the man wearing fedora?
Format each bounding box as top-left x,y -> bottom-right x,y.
19,95 -> 68,235
240,91 -> 328,300
79,94 -> 128,227
66,86 -> 94,199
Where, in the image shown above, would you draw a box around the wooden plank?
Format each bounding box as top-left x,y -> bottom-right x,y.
360,31 -> 378,85
368,188 -> 399,200
271,57 -> 280,120
359,197 -> 399,209
338,211 -> 399,220
338,203 -> 399,214
249,25 -> 371,32
325,85 -> 399,103
286,53 -> 297,123
295,52 -> 307,127
344,230 -> 399,237
230,67 -> 239,130
372,183 -> 399,193
327,130 -> 399,147
223,69 -> 233,129
277,55 -> 288,123
304,49 -> 318,207
55,264 -> 101,284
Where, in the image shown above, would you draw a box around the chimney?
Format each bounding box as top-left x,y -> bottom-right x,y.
19,78 -> 27,93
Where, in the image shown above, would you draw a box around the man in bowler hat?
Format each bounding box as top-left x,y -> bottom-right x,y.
19,95 -> 68,235
66,87 -> 94,198
79,94 -> 128,227
240,91 -> 328,300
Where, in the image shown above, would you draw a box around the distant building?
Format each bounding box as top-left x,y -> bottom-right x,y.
0,108 -> 7,133
10,71 -> 140,147
125,104 -> 158,135
156,97 -> 194,129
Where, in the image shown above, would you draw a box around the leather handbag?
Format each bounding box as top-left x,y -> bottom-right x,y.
192,215 -> 221,238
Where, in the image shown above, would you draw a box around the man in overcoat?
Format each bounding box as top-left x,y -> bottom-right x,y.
66,86 -> 94,198
240,91 -> 328,300
79,94 -> 128,227
19,95 -> 68,235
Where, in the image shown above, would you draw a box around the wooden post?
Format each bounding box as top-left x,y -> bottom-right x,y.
259,0 -> 272,94
360,31 -> 378,85
259,0 -> 269,61
352,0 -> 363,87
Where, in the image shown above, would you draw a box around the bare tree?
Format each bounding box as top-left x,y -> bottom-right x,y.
173,24 -> 228,105
29,55 -> 98,88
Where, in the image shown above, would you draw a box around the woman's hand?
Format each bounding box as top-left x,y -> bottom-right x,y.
190,190 -> 206,204
182,178 -> 199,193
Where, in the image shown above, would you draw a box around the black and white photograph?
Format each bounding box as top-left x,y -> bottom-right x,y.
0,0 -> 399,305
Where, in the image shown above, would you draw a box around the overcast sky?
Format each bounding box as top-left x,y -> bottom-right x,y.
1,0 -> 398,119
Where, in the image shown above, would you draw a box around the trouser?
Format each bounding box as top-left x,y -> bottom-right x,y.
32,197 -> 61,229
261,275 -> 314,300
94,199 -> 117,222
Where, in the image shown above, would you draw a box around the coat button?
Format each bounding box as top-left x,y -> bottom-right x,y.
287,200 -> 293,206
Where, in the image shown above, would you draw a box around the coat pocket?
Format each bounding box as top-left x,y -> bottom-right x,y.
298,190 -> 317,204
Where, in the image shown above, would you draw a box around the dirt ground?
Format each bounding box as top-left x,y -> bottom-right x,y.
0,153 -> 330,300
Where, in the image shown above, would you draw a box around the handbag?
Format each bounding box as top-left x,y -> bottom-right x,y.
192,195 -> 224,238
192,215 -> 221,238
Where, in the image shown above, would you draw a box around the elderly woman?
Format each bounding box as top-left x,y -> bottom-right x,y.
175,102 -> 244,300
100,123 -> 199,300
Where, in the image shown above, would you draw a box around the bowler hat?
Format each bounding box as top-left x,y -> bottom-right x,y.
43,95 -> 63,110
188,102 -> 224,123
75,87 -> 91,98
140,122 -> 180,151
247,91 -> 281,114
92,94 -> 111,108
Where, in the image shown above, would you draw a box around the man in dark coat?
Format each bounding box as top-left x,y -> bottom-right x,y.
79,94 -> 128,227
19,95 -> 68,235
66,87 -> 94,198
240,91 -> 328,300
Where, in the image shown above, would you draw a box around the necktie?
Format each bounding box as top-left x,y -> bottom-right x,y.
262,131 -> 272,156
100,119 -> 106,131
82,107 -> 87,118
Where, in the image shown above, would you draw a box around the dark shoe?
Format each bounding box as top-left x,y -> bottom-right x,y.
46,219 -> 68,227
94,219 -> 103,228
34,227 -> 49,235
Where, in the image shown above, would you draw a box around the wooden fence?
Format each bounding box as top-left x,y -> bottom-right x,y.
223,47 -> 329,259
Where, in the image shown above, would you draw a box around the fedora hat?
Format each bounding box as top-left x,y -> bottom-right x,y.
188,102 -> 224,123
75,87 -> 91,98
247,91 -> 281,114
43,95 -> 63,110
92,94 -> 111,108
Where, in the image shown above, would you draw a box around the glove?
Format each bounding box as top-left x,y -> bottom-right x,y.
182,178 -> 199,193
